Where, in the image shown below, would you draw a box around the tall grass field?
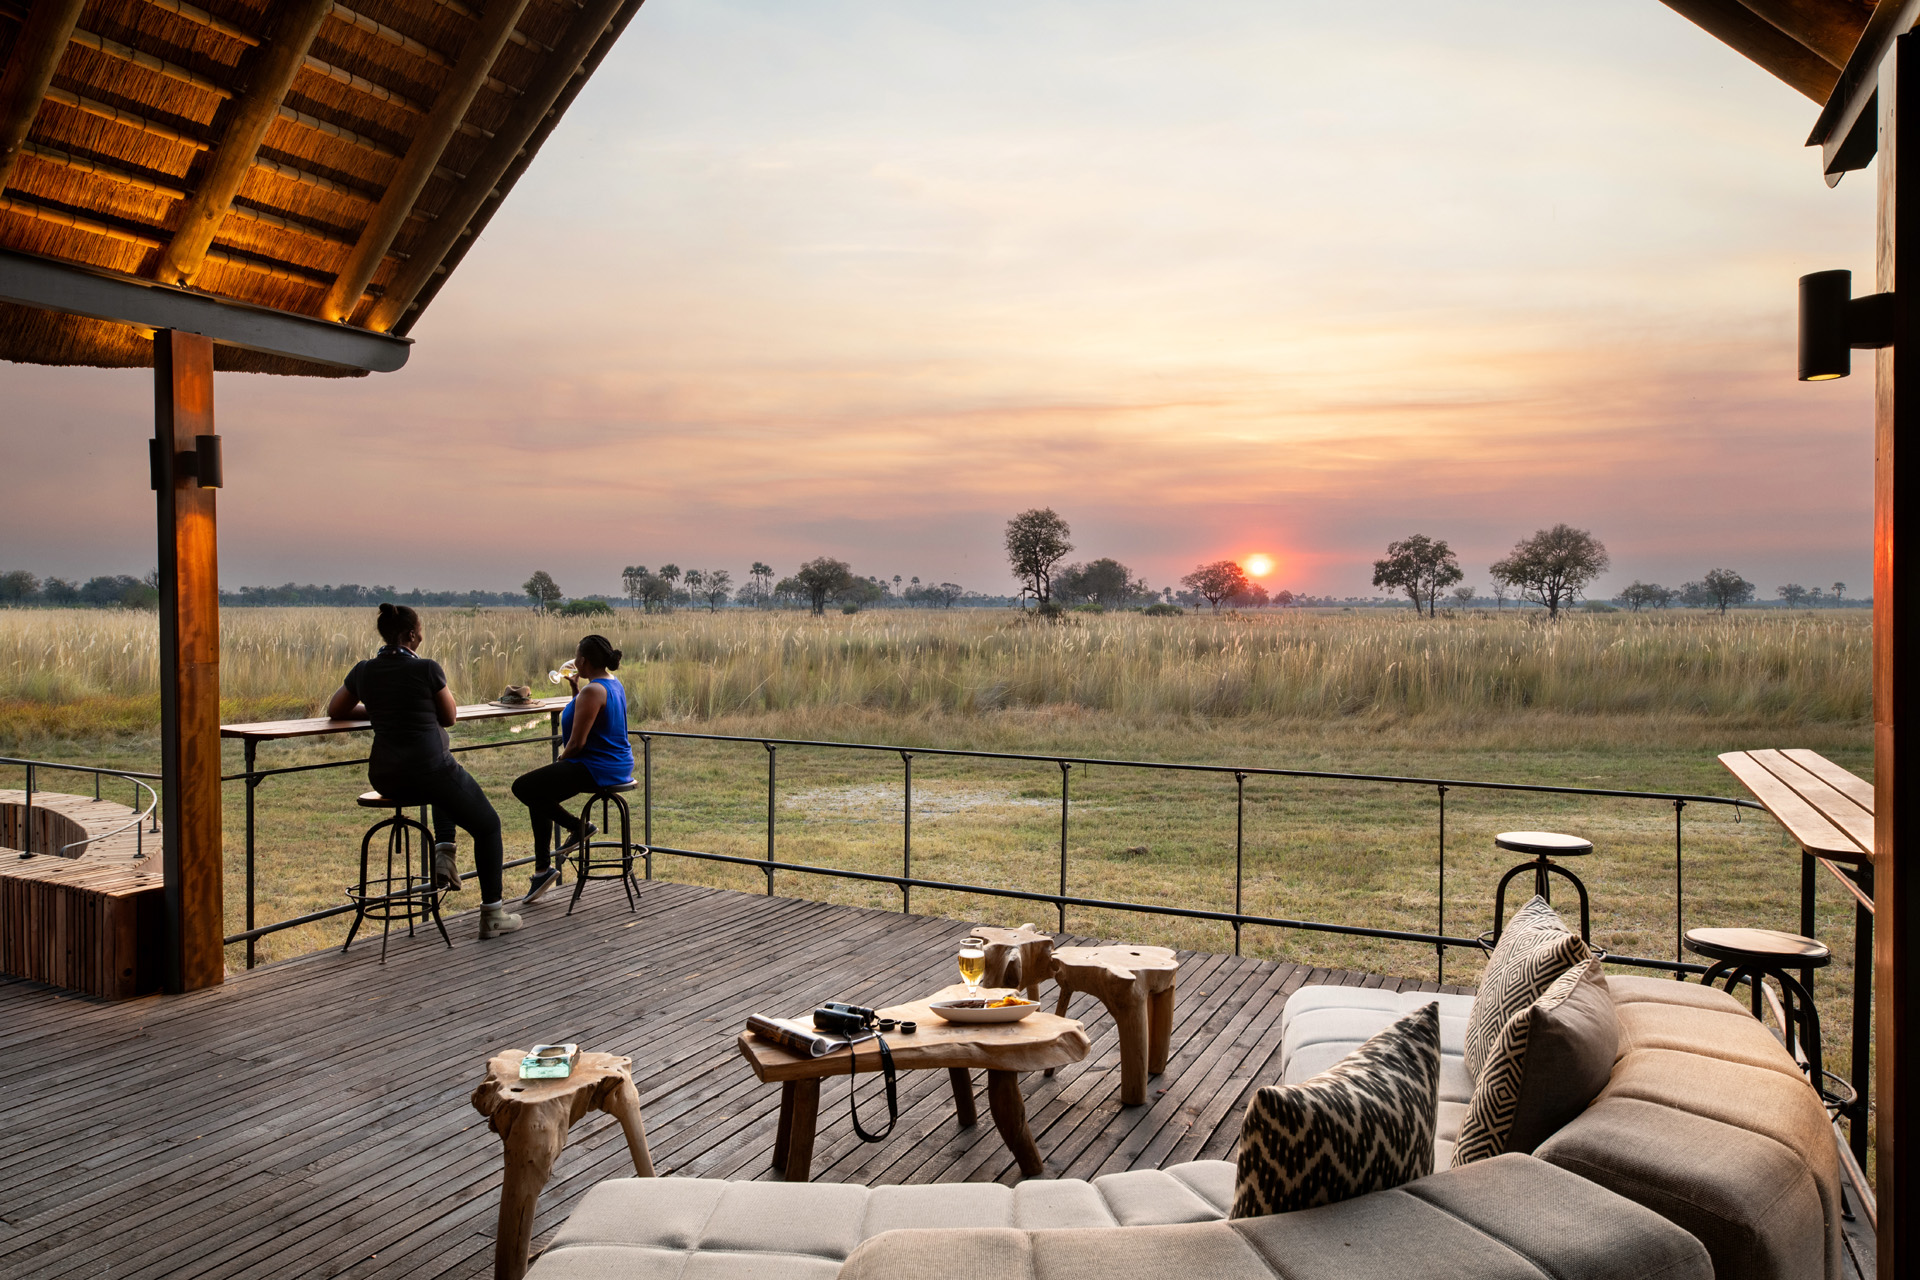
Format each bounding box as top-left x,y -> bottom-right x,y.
0,604 -> 1875,1121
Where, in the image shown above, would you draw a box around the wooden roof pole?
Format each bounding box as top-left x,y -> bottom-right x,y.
153,0 -> 332,287
317,0 -> 531,323
365,0 -> 628,332
1658,0 -> 1843,101
0,0 -> 87,191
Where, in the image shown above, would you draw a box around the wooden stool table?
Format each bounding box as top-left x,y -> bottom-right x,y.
471,1050 -> 655,1280
1049,944 -> 1179,1105
736,985 -> 1089,1180
967,923 -> 1055,1001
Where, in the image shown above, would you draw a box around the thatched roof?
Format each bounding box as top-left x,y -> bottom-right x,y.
0,0 -> 641,376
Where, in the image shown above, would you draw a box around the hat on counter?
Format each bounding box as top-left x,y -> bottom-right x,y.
492,685 -> 535,707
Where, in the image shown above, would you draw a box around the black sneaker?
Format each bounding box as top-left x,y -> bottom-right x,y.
524,867 -> 561,904
554,822 -> 596,858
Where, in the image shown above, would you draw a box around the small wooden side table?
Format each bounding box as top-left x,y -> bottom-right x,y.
968,923 -> 1054,1001
471,1050 -> 655,1280
1049,944 -> 1179,1105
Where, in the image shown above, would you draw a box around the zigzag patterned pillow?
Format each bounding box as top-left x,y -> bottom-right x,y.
1231,1002 -> 1439,1218
1452,957 -> 1616,1165
1463,895 -> 1590,1081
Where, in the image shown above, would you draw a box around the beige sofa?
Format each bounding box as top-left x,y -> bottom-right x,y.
528,974 -> 1836,1280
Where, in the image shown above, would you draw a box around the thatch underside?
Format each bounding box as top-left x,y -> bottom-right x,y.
0,0 -> 642,377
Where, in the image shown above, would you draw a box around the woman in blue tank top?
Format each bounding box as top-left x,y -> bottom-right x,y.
511,634 -> 634,902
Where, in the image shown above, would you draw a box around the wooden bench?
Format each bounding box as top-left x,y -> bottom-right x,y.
0,789 -> 164,999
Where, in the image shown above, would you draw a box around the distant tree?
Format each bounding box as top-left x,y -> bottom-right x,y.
1614,581 -> 1673,612
1229,581 -> 1271,608
1833,581 -> 1847,604
683,570 -> 705,607
1371,534 -> 1463,616
1676,580 -> 1710,608
1272,589 -> 1296,607
658,565 -> 681,594
1056,558 -> 1146,608
1451,585 -> 1476,609
560,598 -> 615,617
1809,587 -> 1826,606
1004,508 -> 1074,605
929,582 -> 964,607
78,574 -> 158,609
749,562 -> 775,602
41,577 -> 78,605
1701,568 -> 1756,614
1489,525 -> 1609,619
794,557 -> 856,615
1182,560 -> 1250,611
1777,583 -> 1810,608
524,570 -> 563,613
1490,580 -> 1510,611
700,569 -> 733,610
621,565 -> 649,610
0,570 -> 39,604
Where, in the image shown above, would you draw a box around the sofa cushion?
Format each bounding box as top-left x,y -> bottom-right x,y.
862,1183 -> 1014,1236
1453,957 -> 1616,1165
1233,1002 -> 1439,1218
1464,895 -> 1590,1081
1093,1168 -> 1225,1225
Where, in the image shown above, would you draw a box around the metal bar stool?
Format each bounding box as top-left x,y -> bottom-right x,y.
1684,926 -> 1858,1120
566,780 -> 640,916
343,790 -> 451,961
1491,830 -> 1593,943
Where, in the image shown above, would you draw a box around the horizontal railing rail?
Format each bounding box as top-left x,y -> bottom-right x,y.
0,755 -> 161,860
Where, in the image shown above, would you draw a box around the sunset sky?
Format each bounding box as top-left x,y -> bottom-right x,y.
0,0 -> 1881,600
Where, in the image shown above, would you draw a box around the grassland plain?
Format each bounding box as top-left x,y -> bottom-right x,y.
0,605 -> 1874,1112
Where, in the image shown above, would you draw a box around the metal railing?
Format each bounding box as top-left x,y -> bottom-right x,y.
1,756 -> 161,860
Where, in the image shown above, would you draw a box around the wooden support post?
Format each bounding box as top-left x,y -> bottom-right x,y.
155,330 -> 223,993
1878,34 -> 1920,1277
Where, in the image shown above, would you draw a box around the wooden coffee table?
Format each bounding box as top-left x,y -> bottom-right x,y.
736,985 -> 1090,1180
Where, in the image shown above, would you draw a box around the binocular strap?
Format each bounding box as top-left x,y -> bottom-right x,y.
844,1032 -> 899,1143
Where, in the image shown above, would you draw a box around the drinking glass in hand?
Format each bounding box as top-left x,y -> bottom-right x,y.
957,942 -> 986,998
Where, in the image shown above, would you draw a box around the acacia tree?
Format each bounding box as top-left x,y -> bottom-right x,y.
1004,508 -> 1073,606
700,569 -> 733,610
1614,580 -> 1673,612
1451,585 -> 1476,609
1371,534 -> 1463,616
794,557 -> 856,615
1490,580 -> 1510,610
1056,557 -> 1146,607
1489,525 -> 1609,619
523,570 -> 562,614
1182,560 -> 1250,611
1777,583 -> 1809,608
1701,567 -> 1755,613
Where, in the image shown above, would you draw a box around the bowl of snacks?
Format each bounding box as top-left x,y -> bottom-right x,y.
929,993 -> 1041,1024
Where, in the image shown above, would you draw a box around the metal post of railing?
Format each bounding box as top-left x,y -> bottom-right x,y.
1437,784 -> 1449,984
94,771 -> 100,801
1852,863 -> 1873,1167
244,739 -> 257,969
764,742 -> 777,896
900,751 -> 913,914
23,761 -> 32,855
1233,771 -> 1246,957
550,709 -> 562,762
1673,799 -> 1687,975
641,734 -> 653,880
1800,851 -> 1818,1004
1057,761 -> 1071,932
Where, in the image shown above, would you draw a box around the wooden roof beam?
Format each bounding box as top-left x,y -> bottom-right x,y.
153,0 -> 333,287
1738,0 -> 1874,68
367,0 -> 628,332
1657,0 -> 1844,101
318,0 -> 530,322
0,0 -> 87,191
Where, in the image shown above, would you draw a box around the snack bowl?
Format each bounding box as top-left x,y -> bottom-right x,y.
928,997 -> 1040,1024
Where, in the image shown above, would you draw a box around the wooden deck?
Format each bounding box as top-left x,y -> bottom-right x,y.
0,881 -> 1467,1280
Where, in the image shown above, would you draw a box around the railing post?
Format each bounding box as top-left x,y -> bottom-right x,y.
1673,799 -> 1687,975
764,742 -> 777,895
1854,862 -> 1874,1167
550,708 -> 561,761
900,751 -> 913,913
244,738 -> 257,970
1234,771 -> 1246,957
641,734 -> 653,880
23,762 -> 32,855
1057,761 -> 1071,932
1801,850 -> 1818,1003
1436,783 -> 1449,984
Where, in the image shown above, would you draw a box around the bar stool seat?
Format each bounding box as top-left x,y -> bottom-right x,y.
567,779 -> 640,916
1686,927 -> 1830,969
1684,926 -> 1853,1120
343,790 -> 450,962
1494,831 -> 1594,858
1490,830 -> 1594,944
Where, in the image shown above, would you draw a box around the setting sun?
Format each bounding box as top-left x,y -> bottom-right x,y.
1244,554 -> 1275,578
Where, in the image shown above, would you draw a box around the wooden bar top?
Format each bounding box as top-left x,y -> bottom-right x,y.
221,696 -> 570,741
1720,748 -> 1873,865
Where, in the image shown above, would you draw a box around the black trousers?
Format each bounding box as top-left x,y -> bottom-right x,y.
368,762 -> 504,904
512,758 -> 596,871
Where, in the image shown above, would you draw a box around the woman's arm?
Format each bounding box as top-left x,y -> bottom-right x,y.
434,687 -> 457,727
558,682 -> 605,759
325,685 -> 363,720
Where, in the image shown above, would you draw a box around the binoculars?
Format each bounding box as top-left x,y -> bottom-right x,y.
811,1002 -> 878,1035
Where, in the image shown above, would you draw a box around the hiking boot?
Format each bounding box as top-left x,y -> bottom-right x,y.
479,903 -> 523,939
432,842 -> 463,891
524,866 -> 561,904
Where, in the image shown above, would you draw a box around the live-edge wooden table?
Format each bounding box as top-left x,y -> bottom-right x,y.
737,985 -> 1091,1180
1718,748 -> 1873,1166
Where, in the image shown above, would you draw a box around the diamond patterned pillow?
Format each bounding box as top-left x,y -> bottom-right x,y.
1452,957 -> 1617,1166
1464,895 -> 1590,1081
1231,1002 -> 1439,1218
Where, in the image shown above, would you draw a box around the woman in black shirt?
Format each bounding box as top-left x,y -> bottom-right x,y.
326,603 -> 519,939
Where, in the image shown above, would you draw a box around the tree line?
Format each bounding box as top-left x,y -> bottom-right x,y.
1002,508 -> 1298,614
520,563 -> 985,616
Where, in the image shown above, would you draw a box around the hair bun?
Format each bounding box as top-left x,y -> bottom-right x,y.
608,648 -> 623,670
378,602 -> 395,616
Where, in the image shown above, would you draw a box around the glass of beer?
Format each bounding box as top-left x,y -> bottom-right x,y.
547,658 -> 579,685
957,940 -> 987,998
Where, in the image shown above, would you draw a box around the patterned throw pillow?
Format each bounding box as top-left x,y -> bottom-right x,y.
1452,957 -> 1617,1166
1231,1002 -> 1439,1218
1463,895 -> 1590,1081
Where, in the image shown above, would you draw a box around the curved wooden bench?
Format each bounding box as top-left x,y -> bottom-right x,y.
0,789 -> 165,999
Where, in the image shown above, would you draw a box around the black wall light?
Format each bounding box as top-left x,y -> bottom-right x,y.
1799,269 -> 1896,380
148,434 -> 223,489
